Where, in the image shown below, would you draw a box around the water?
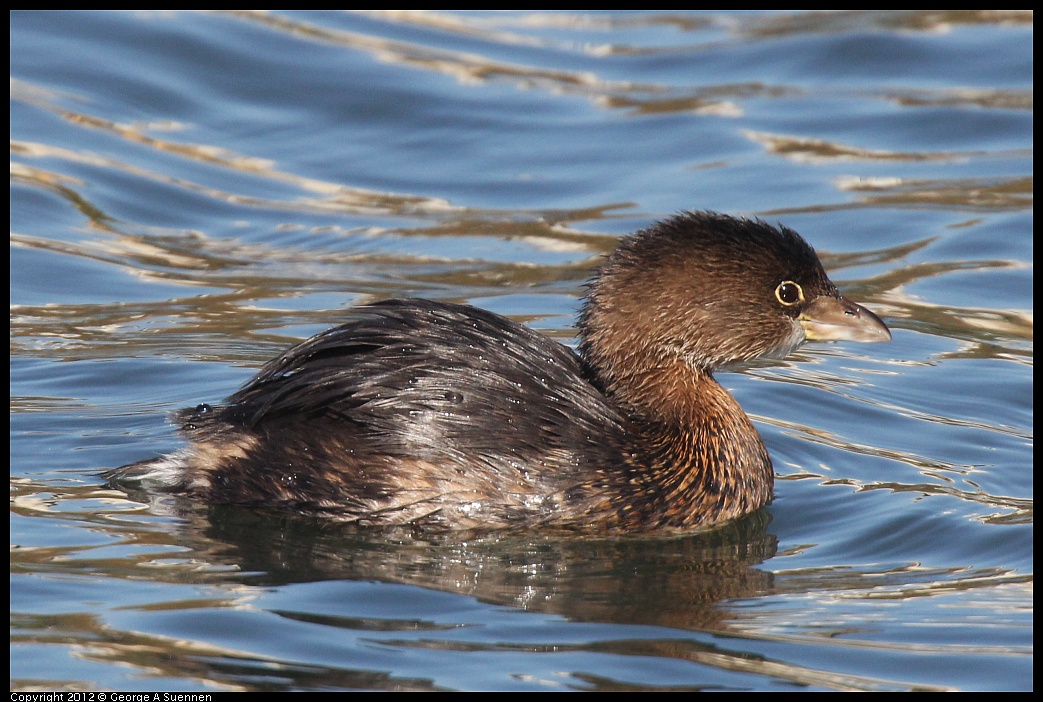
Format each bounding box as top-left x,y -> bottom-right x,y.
10,10 -> 1032,691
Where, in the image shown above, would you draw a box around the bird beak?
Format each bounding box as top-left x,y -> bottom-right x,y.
799,295 -> 891,343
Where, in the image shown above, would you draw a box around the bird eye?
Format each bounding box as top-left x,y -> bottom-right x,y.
775,281 -> 804,306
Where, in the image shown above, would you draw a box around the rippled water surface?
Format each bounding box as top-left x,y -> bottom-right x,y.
11,10 -> 1032,691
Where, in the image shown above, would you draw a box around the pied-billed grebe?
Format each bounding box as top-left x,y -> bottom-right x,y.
110,211 -> 890,531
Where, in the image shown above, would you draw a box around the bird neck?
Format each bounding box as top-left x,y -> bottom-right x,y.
598,357 -> 775,528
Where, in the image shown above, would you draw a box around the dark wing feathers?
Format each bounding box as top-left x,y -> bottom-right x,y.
217,299 -> 627,466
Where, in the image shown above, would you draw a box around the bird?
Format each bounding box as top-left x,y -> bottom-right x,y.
109,211 -> 891,532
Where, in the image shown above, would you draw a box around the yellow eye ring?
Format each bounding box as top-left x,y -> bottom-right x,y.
775,281 -> 804,306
